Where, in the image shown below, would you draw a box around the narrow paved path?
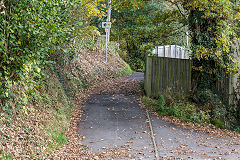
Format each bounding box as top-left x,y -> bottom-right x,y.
78,73 -> 154,159
79,93 -> 154,159
78,73 -> 240,160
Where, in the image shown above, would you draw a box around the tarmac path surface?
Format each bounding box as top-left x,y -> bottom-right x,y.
78,73 -> 240,160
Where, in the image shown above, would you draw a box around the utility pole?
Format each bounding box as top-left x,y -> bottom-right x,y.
107,0 -> 111,42
104,0 -> 112,63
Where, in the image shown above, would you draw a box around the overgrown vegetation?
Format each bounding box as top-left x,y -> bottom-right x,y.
0,0 -> 239,157
0,0 -> 77,107
142,95 -> 226,129
0,0 -> 133,158
177,0 -> 240,130
0,153 -> 12,160
141,0 -> 240,131
0,1 -> 77,157
91,0 -> 187,71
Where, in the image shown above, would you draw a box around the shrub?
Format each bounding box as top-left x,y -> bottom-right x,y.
142,95 -> 212,124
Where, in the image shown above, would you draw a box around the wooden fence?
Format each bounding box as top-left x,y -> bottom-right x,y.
145,45 -> 192,98
145,56 -> 192,98
212,38 -> 240,105
145,41 -> 240,104
216,38 -> 240,105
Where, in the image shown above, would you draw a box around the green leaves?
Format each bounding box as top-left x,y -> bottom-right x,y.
0,0 -> 81,107
109,0 -> 186,70
181,0 -> 239,83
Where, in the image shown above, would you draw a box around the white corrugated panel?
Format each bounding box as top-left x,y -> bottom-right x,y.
158,46 -> 164,57
151,45 -> 191,59
165,45 -> 170,57
170,45 -> 176,58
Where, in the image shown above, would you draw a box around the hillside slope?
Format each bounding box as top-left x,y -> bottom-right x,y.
0,45 -> 132,159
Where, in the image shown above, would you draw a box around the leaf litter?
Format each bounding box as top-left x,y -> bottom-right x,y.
51,77 -> 143,159
52,75 -> 240,159
0,48 -> 131,159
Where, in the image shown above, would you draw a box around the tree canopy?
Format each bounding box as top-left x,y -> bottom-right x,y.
0,0 -> 240,127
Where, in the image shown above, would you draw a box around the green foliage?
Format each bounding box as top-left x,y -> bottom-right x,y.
0,150 -> 12,160
0,155 -> 12,160
0,0 -> 82,108
169,101 -> 197,122
156,95 -> 166,113
199,110 -> 211,123
142,96 -> 211,124
143,94 -> 233,129
212,118 -> 226,129
177,0 -> 240,93
52,132 -> 68,145
165,0 -> 240,130
234,127 -> 240,133
142,96 -> 161,111
196,89 -> 227,119
113,63 -> 134,78
46,131 -> 68,152
91,0 -> 187,70
139,81 -> 144,90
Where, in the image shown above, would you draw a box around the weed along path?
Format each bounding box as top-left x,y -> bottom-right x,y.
53,73 -> 240,159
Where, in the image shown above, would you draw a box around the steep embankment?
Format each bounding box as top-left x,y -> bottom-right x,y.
0,48 -> 132,159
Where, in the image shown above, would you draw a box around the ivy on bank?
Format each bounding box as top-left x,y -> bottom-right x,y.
169,0 -> 240,128
0,0 -> 80,109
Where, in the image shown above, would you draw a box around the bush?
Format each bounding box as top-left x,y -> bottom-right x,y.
196,89 -> 227,124
0,0 -> 78,107
212,119 -> 226,129
142,95 -> 212,124
139,81 -> 144,90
